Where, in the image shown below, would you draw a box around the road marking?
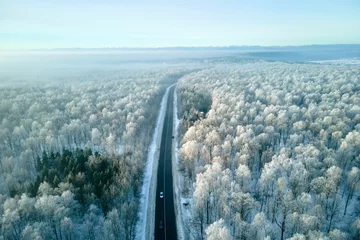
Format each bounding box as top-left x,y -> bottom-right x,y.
163,87 -> 172,240
155,85 -> 176,240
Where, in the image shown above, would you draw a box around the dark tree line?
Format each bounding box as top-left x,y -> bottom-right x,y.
24,149 -> 129,213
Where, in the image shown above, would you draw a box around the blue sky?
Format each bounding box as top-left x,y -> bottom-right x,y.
1,0 -> 359,49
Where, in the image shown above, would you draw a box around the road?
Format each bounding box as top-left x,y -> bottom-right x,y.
154,85 -> 177,240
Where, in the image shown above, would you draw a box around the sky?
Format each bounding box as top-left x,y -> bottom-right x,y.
0,0 -> 359,49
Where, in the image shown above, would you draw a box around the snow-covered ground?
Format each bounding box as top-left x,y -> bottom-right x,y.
172,86 -> 186,240
135,84 -> 174,240
173,86 -> 196,240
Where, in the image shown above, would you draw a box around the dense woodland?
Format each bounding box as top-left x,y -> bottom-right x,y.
177,62 -> 360,239
0,69 -> 181,240
1,61 -> 359,240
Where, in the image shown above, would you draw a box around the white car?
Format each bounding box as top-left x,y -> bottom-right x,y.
160,192 -> 164,198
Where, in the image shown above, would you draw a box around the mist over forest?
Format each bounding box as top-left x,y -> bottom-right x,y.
0,45 -> 360,240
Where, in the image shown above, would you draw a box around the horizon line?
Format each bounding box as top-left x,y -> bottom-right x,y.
1,43 -> 360,52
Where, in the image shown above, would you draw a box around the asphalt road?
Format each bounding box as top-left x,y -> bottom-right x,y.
154,86 -> 177,240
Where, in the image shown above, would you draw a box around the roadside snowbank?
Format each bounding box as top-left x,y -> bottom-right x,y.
172,86 -> 186,240
135,84 -> 174,240
173,86 -> 196,240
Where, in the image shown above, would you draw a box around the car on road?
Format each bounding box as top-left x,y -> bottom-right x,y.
160,191 -> 164,198
159,220 -> 164,229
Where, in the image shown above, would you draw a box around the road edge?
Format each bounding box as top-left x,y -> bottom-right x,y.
136,85 -> 173,240
172,85 -> 186,240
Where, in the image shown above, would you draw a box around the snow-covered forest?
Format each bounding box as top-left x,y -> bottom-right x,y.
176,62 -> 360,239
0,69 -> 182,240
1,57 -> 360,240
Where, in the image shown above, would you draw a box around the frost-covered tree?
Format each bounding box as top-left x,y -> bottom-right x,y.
205,219 -> 230,240
177,62 -> 360,239
0,68 -> 188,239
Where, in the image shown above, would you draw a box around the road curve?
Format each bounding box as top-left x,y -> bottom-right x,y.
154,85 -> 177,240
